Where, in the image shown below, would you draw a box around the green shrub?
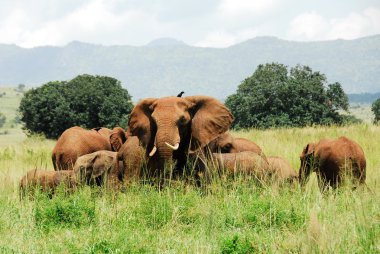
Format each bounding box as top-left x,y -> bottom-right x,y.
372,98 -> 380,123
19,74 -> 133,139
34,191 -> 96,231
221,235 -> 255,254
226,63 -> 349,129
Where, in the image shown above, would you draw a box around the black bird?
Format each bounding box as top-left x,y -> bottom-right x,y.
177,91 -> 185,97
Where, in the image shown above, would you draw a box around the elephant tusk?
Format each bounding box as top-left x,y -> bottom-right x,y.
165,142 -> 179,150
149,146 -> 157,157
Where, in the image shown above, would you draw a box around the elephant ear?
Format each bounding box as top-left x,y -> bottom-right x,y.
127,98 -> 157,147
110,127 -> 127,152
302,143 -> 315,157
185,96 -> 234,150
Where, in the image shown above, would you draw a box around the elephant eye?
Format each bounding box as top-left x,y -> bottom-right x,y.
178,116 -> 187,126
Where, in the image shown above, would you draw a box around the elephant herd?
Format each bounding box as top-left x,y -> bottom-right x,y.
19,95 -> 367,196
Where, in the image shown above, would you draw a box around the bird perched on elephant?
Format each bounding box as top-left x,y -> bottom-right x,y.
299,136 -> 366,190
211,152 -> 269,180
207,132 -> 266,159
126,96 -> 233,178
267,156 -> 298,182
52,126 -> 127,171
19,169 -> 77,198
73,150 -> 123,189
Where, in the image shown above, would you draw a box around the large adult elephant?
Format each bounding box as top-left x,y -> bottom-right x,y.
299,136 -> 366,190
52,126 -> 127,170
126,96 -> 233,177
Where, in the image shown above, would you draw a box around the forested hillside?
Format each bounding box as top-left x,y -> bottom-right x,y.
0,35 -> 379,100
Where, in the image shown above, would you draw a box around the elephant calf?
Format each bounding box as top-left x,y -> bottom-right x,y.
267,156 -> 298,182
73,150 -> 124,189
299,136 -> 366,190
117,136 -> 146,182
19,169 -> 77,198
212,151 -> 269,180
208,132 -> 265,158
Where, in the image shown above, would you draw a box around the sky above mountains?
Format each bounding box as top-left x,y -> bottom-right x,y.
1,0 -> 379,48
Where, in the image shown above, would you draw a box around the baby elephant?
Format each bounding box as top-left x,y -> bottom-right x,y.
19,169 -> 77,198
73,150 -> 123,189
267,156 -> 298,182
117,136 -> 146,182
212,151 -> 269,180
299,136 -> 366,190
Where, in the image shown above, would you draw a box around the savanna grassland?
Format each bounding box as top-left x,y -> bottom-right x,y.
0,124 -> 378,253
0,89 -> 379,253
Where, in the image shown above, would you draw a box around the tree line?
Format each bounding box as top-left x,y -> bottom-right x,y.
17,63 -> 380,138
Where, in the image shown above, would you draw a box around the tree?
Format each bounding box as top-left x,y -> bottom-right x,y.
225,63 -> 350,129
0,113 -> 6,128
19,74 -> 134,139
372,98 -> 380,123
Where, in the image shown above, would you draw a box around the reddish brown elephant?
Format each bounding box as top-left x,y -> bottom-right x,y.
73,150 -> 123,189
212,152 -> 269,180
267,156 -> 297,182
19,169 -> 77,198
207,132 -> 266,158
299,136 -> 366,190
127,96 -> 233,178
52,126 -> 127,170
117,136 -> 146,182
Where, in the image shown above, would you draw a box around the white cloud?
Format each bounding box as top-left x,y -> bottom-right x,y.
0,9 -> 32,44
0,0 -> 168,47
218,0 -> 277,17
195,28 -> 259,48
288,7 -> 380,41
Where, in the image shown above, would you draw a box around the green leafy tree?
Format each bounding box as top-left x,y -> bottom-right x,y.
372,98 -> 380,123
19,74 -> 134,139
226,63 -> 350,129
0,113 -> 6,128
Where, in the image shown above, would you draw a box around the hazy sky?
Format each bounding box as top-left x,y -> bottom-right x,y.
1,0 -> 379,48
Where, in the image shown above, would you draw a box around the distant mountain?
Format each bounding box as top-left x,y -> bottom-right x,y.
147,38 -> 187,47
0,35 -> 380,100
348,92 -> 380,104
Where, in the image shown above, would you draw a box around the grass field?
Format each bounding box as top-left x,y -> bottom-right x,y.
0,88 -> 378,253
0,124 -> 379,253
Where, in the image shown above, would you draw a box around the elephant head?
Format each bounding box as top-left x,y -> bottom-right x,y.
299,143 -> 316,185
73,151 -> 121,187
127,96 -> 233,171
207,132 -> 235,153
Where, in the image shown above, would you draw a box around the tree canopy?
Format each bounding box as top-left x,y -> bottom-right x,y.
225,63 -> 350,129
372,98 -> 380,123
19,74 -> 133,139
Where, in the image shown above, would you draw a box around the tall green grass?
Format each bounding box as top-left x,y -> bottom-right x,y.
0,124 -> 379,253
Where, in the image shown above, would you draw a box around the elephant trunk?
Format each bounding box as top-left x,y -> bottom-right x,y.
155,127 -> 180,161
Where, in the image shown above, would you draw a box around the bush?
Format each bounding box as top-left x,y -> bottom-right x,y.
34,191 -> 96,231
19,74 -> 134,139
221,235 -> 254,254
226,63 -> 349,129
372,98 -> 380,123
0,113 -> 6,128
